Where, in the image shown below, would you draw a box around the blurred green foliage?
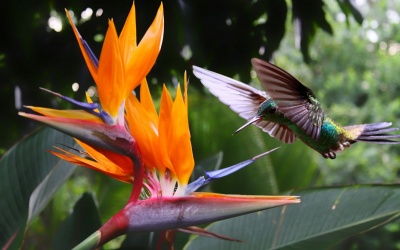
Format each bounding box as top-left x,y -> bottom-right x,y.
1,0 -> 400,249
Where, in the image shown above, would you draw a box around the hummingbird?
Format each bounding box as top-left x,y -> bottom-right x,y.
192,58 -> 400,159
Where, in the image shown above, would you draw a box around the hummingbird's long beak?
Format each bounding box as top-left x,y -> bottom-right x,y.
233,116 -> 263,134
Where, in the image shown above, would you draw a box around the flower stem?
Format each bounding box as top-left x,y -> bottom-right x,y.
72,231 -> 101,250
128,143 -> 144,203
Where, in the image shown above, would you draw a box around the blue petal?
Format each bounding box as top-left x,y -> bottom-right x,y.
40,88 -> 99,109
40,87 -> 114,125
81,38 -> 99,67
186,147 -> 279,194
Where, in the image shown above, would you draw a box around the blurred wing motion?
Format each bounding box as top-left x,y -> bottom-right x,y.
192,66 -> 266,120
344,122 -> 400,144
251,58 -> 324,140
192,66 -> 296,144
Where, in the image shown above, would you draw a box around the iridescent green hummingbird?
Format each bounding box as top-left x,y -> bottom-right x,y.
193,58 -> 400,159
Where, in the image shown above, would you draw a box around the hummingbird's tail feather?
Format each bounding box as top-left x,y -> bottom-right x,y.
344,122 -> 400,144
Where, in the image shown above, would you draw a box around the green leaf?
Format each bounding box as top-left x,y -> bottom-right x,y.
292,0 -> 334,63
270,143 -> 318,192
97,176 -> 131,222
337,0 -> 363,25
28,153 -> 78,222
0,128 -> 76,249
184,185 -> 400,249
53,192 -> 102,250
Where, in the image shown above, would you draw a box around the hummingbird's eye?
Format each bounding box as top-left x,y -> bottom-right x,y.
266,106 -> 276,115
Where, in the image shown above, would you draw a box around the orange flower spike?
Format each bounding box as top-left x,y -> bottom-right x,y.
158,85 -> 175,175
123,3 -> 164,95
65,10 -> 98,83
137,79 -> 164,170
169,83 -> 194,186
125,92 -> 161,171
119,3 -> 137,65
184,71 -> 188,109
97,20 -> 125,122
140,78 -> 159,126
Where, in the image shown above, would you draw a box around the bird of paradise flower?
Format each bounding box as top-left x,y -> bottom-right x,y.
19,3 -> 300,249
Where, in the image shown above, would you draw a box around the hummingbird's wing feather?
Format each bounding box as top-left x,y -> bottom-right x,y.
193,66 -> 296,144
193,66 -> 267,120
254,120 -> 296,143
251,58 -> 324,140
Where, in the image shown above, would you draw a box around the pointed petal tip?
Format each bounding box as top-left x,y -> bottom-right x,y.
65,9 -> 76,28
39,87 -> 62,97
18,109 -> 38,117
252,147 -> 280,160
122,2 -> 164,93
193,192 -> 300,203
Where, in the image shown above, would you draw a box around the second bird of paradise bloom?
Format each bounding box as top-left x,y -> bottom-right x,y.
19,3 -> 300,249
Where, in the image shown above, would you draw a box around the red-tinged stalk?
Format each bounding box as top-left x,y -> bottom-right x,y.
97,210 -> 129,247
127,150 -> 144,202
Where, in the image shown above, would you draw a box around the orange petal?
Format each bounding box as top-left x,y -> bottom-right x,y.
119,3 -> 137,64
76,139 -> 134,175
65,9 -> 98,83
97,20 -> 124,121
125,93 -> 162,171
184,71 -> 188,109
158,85 -> 175,174
169,84 -> 194,185
50,145 -> 133,183
123,3 -> 164,96
140,78 -> 158,126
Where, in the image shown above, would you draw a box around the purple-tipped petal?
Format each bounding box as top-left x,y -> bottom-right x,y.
65,9 -> 99,77
186,148 -> 279,193
40,88 -> 115,125
81,38 -> 99,67
40,87 -> 99,110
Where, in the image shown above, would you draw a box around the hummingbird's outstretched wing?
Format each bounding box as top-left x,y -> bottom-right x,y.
193,66 -> 296,144
251,58 -> 324,140
192,66 -> 266,120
